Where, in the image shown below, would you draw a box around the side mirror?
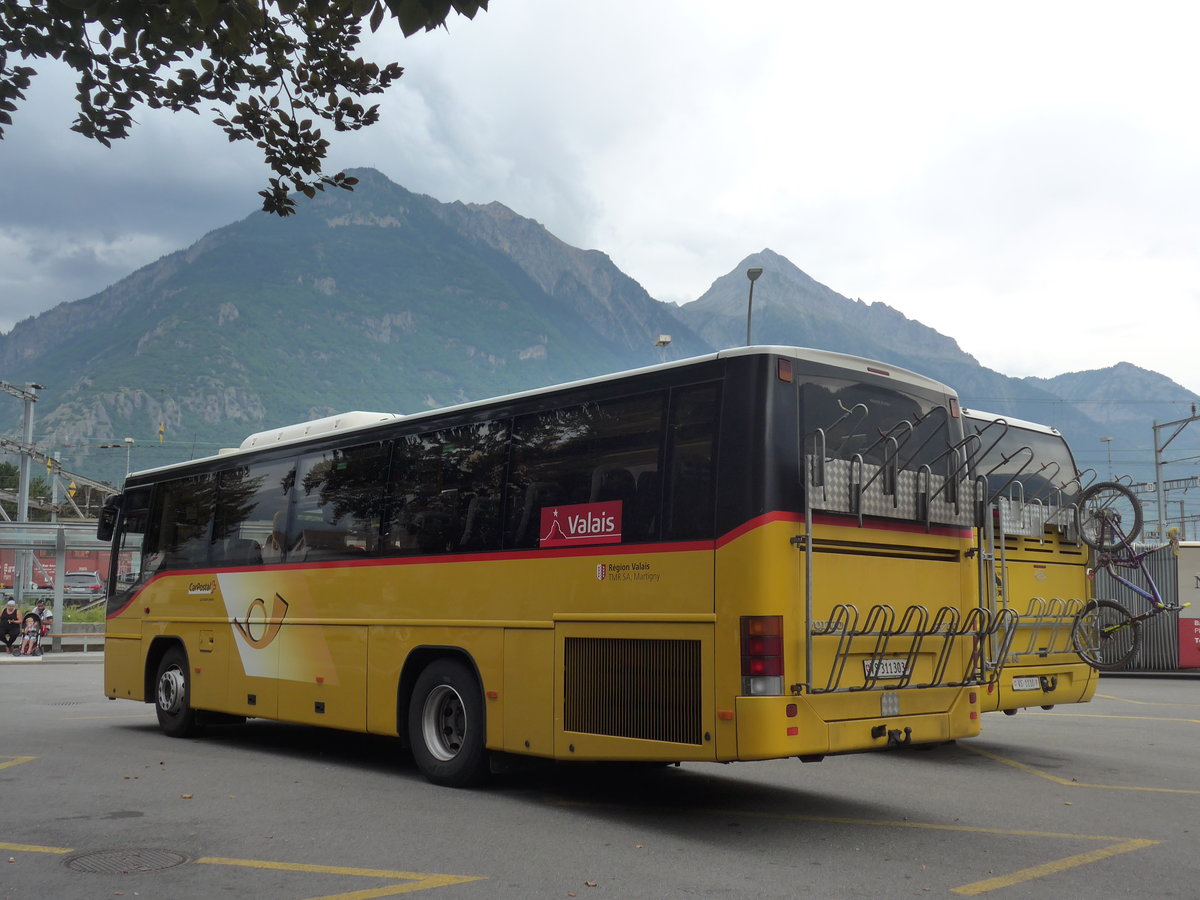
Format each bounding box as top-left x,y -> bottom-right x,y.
97,495 -> 122,542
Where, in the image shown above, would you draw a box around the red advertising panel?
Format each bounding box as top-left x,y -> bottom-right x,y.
1179,618 -> 1200,669
539,501 -> 622,548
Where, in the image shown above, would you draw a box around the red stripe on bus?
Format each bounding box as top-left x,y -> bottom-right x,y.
106,512 -> 969,619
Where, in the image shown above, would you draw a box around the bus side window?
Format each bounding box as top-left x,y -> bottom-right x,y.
111,486 -> 152,589
663,384 -> 719,541
508,393 -> 663,548
385,422 -> 506,556
146,474 -> 216,572
292,441 -> 390,561
214,460 -> 295,565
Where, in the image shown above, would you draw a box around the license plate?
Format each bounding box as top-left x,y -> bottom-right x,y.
1011,676 -> 1041,691
864,658 -> 909,679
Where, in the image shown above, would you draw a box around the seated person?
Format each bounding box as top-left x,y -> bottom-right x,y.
18,613 -> 40,655
1,599 -> 19,652
33,599 -> 52,637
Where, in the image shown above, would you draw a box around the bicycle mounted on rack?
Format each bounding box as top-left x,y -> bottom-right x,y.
1069,481 -> 1190,670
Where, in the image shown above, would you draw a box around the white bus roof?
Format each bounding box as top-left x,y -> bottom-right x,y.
961,407 -> 1062,437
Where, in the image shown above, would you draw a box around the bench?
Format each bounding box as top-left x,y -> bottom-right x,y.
44,632 -> 105,653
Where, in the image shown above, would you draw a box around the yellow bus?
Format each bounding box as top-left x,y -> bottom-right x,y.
100,347 -> 992,786
962,409 -> 1098,714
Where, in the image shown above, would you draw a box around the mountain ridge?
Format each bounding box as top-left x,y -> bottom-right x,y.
0,167 -> 1195,491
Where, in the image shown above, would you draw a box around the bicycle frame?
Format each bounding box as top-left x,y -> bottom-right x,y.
1092,546 -> 1167,614
1072,483 -> 1189,670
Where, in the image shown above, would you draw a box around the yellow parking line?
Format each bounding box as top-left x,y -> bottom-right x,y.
966,744 -> 1200,794
0,843 -> 483,897
197,856 -> 485,898
951,838 -> 1158,895
1094,693 -> 1200,708
552,798 -> 1157,895
1028,711 -> 1200,724
0,841 -> 72,854
0,756 -> 36,771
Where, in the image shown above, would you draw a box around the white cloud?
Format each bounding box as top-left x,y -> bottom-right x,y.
1,0 -> 1198,394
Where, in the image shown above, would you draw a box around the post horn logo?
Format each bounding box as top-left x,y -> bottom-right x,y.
232,593 -> 289,649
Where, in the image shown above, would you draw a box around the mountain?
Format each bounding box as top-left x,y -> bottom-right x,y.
668,249 -> 1189,472
1025,364 -> 1200,488
0,169 -> 708,482
0,169 -> 1197,497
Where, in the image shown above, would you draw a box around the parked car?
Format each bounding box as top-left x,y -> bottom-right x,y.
64,571 -> 105,596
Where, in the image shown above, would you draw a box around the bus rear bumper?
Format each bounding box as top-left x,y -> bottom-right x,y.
981,661 -> 1098,713
732,689 -> 980,760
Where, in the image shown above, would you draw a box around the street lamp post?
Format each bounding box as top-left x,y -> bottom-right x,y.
123,437 -> 134,476
654,334 -> 671,364
745,267 -> 763,346
1100,436 -> 1113,480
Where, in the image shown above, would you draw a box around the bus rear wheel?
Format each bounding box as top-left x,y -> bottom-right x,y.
408,658 -> 489,788
154,646 -> 203,738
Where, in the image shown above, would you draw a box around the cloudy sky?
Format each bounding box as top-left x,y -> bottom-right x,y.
2,1 -> 1197,395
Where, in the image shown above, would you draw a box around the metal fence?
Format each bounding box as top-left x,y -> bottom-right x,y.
1091,544 -> 1180,671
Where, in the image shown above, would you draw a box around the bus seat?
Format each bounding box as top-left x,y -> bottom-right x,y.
459,495 -> 501,551
630,470 -> 660,540
590,466 -> 636,505
413,510 -> 456,554
221,538 -> 262,567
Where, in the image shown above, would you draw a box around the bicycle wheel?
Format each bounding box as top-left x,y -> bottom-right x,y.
1071,599 -> 1140,670
1078,482 -> 1142,552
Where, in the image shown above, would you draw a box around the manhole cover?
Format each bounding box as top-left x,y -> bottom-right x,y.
66,848 -> 190,874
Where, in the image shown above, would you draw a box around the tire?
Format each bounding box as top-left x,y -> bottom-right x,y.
1078,482 -> 1142,552
1071,599 -> 1140,670
407,658 -> 489,788
154,646 -> 203,738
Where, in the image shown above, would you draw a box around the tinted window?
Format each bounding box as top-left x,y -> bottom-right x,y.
291,442 -> 390,560
508,394 -> 663,548
113,486 -> 152,594
385,421 -> 508,555
965,418 -> 1081,505
802,377 -> 953,473
145,474 -> 216,571
664,384 -> 720,540
213,459 -> 294,565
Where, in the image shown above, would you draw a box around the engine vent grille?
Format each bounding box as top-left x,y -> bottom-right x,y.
564,637 -> 702,745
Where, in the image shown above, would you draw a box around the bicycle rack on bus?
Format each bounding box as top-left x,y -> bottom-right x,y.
806,603 -> 1006,694
974,461 -> 1089,672
801,418 -> 988,693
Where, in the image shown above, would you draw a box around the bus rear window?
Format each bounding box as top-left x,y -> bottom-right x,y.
801,377 -> 954,474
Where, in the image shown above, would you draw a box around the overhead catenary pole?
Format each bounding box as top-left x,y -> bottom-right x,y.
0,381 -> 42,604
1152,407 -> 1200,538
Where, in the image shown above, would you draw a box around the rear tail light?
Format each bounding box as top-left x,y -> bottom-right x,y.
741,615 -> 783,695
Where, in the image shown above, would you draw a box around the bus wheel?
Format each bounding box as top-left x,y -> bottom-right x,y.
155,646 -> 203,738
408,659 -> 489,788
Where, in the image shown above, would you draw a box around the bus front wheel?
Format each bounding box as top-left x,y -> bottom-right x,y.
407,658 -> 489,788
154,646 -> 203,738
